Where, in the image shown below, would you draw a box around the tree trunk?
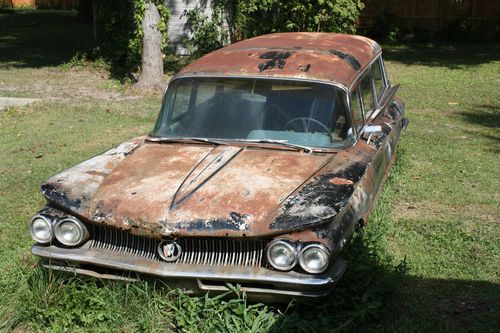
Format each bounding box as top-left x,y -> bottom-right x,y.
135,1 -> 164,91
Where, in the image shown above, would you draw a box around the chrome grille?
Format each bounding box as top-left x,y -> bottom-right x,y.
85,224 -> 266,268
176,238 -> 265,267
86,224 -> 161,261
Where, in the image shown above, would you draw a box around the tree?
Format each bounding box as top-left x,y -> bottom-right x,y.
135,1 -> 164,91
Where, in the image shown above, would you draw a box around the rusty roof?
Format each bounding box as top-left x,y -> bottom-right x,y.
177,33 -> 381,89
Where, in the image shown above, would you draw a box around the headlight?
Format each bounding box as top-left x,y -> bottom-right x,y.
29,215 -> 53,244
299,243 -> 330,274
266,239 -> 297,271
54,217 -> 89,247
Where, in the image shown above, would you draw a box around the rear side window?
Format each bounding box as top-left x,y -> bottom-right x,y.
359,74 -> 375,119
350,87 -> 364,133
371,58 -> 386,99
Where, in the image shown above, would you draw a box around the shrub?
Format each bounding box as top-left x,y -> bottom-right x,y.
183,0 -> 365,58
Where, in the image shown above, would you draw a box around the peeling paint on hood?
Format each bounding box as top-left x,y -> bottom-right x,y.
41,136 -> 374,238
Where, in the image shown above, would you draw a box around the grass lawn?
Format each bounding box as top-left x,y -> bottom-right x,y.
1,10 -> 499,333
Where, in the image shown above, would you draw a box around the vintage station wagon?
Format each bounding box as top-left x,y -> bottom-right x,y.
29,32 -> 407,301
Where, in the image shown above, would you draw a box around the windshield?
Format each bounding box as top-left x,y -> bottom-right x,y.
152,77 -> 354,149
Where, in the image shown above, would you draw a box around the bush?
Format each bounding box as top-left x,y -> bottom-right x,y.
183,0 -> 365,58
181,8 -> 227,59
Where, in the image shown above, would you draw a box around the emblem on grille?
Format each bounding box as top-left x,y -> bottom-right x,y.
158,240 -> 182,262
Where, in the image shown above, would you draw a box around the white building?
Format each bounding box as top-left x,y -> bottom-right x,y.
166,0 -> 215,55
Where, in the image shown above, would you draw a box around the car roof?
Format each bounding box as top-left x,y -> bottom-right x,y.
176,32 -> 382,89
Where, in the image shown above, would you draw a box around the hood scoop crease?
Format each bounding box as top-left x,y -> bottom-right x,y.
170,146 -> 242,210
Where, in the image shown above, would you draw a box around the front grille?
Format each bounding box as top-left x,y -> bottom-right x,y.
85,224 -> 266,268
86,225 -> 161,261
176,238 -> 265,267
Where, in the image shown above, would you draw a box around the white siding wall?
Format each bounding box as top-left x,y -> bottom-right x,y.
166,0 -> 214,55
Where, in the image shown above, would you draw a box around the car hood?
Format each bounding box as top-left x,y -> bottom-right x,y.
41,137 -> 370,237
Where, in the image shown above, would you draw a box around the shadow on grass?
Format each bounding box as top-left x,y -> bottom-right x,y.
383,43 -> 500,69
0,10 -> 93,69
14,232 -> 500,333
457,104 -> 500,153
458,104 -> 500,129
271,234 -> 500,332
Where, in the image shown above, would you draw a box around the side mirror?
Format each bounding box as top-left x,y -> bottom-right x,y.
364,125 -> 382,134
363,123 -> 392,144
365,123 -> 392,135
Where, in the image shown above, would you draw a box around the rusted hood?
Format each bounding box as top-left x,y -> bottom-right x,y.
42,137 -> 371,237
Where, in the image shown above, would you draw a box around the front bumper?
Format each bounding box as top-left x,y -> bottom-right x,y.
32,245 -> 347,302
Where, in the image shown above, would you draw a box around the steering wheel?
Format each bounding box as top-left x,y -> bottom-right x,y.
283,117 -> 330,133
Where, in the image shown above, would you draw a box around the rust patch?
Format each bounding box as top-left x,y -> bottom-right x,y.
41,136 -> 146,216
298,64 -> 311,72
76,143 -> 333,237
172,146 -> 242,210
329,177 -> 354,185
177,33 -> 380,88
40,137 -> 386,240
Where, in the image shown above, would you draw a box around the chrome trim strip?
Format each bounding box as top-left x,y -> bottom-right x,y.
348,50 -> 384,91
196,279 -> 332,298
41,263 -> 139,282
32,245 -> 346,290
171,74 -> 350,93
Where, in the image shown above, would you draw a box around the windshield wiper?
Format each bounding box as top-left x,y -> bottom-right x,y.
234,139 -> 313,153
147,136 -> 228,146
148,137 -> 314,152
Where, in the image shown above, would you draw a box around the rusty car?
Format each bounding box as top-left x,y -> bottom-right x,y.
29,32 -> 407,302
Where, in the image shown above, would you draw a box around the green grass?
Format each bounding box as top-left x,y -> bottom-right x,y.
1,10 -> 499,333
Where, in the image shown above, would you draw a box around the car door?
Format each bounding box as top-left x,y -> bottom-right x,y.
351,56 -> 404,221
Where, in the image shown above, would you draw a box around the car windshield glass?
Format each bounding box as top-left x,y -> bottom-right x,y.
152,77 -> 354,148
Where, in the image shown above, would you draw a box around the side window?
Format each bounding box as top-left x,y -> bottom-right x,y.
350,87 -> 364,133
359,74 -> 375,119
371,57 -> 386,99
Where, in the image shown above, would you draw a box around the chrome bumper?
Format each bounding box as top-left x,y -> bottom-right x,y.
32,245 -> 347,301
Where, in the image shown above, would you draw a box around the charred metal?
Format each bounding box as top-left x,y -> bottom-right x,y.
271,161 -> 367,231
41,183 -> 84,213
328,50 -> 361,70
257,51 -> 293,71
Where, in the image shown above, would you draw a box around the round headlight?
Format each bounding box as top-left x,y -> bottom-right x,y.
266,239 -> 297,271
29,215 -> 53,244
299,243 -> 330,274
54,217 -> 89,247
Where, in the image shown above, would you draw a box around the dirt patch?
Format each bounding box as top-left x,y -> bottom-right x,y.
0,97 -> 40,110
11,325 -> 34,333
0,67 -> 162,101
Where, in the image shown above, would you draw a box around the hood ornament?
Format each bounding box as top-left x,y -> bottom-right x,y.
158,240 -> 182,262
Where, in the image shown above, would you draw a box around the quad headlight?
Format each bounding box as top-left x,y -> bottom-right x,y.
299,243 -> 330,274
266,239 -> 297,271
266,239 -> 331,274
54,216 -> 89,247
29,215 -> 53,244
